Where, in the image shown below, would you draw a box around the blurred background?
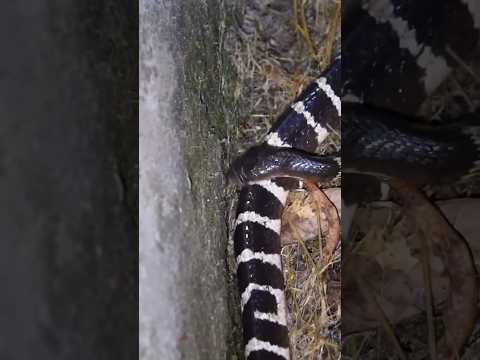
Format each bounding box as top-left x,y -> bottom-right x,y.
1,1 -> 137,358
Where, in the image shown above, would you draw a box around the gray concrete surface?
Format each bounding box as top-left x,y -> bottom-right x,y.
0,1 -> 137,359
140,0 -> 241,359
139,1 -> 184,358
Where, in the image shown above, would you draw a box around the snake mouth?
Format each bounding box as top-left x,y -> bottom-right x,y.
226,168 -> 239,185
227,144 -> 340,186
226,164 -> 247,186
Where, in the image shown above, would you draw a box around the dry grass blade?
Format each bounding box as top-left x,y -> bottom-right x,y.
281,190 -> 340,359
320,0 -> 341,68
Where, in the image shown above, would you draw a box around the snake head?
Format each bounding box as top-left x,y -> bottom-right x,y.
227,147 -> 261,186
227,144 -> 340,185
227,145 -> 274,186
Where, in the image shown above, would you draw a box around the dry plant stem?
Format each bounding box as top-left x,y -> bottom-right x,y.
293,0 -> 317,60
354,276 -> 408,360
304,180 -> 340,265
300,0 -> 317,57
391,179 -> 478,359
291,0 -> 298,36
418,229 -> 438,360
321,0 -> 341,68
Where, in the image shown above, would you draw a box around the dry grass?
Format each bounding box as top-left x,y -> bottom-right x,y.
226,1 -> 341,358
282,194 -> 341,359
228,0 -> 340,151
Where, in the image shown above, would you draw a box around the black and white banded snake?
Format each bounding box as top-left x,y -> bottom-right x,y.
228,1 -> 480,359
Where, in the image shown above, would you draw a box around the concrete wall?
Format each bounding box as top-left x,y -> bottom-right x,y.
140,0 -> 241,359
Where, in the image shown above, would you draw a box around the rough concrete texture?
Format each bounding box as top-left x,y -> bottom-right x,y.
0,1 -> 137,359
140,0 -> 242,359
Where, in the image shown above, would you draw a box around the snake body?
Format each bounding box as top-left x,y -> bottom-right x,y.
230,1 -> 480,358
231,59 -> 341,360
341,0 -> 480,211
343,103 -> 480,185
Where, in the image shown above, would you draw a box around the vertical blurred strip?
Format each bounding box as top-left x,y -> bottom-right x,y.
0,1 -> 138,358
